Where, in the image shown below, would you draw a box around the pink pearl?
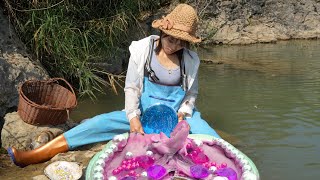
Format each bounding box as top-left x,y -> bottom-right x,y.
122,160 -> 127,165
221,163 -> 227,168
129,170 -> 135,176
112,169 -> 120,175
211,162 -> 217,166
126,165 -> 131,170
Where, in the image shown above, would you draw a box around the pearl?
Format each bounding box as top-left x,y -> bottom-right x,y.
146,150 -> 153,156
95,159 -> 105,167
105,149 -> 114,156
236,154 -> 245,163
213,176 -> 228,180
220,163 -> 227,168
108,176 -> 117,180
230,149 -> 240,158
141,171 -> 148,177
129,170 -> 136,176
193,139 -> 203,146
240,159 -> 249,167
113,134 -> 126,142
99,153 -> 109,160
93,166 -> 104,173
109,144 -> 118,151
126,152 -> 133,159
112,169 -> 120,175
242,164 -> 252,172
209,166 -> 217,173
93,173 -> 103,180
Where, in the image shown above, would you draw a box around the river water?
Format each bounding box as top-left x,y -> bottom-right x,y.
71,40 -> 320,180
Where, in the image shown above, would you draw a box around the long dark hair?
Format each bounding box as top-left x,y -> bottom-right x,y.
154,31 -> 189,61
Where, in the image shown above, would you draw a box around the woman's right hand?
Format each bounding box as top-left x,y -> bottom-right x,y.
129,117 -> 145,135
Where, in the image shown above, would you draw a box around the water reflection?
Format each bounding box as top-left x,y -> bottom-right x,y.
197,40 -> 320,179
72,40 -> 320,179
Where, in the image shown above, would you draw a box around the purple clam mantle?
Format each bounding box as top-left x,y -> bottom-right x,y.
147,165 -> 167,179
190,164 -> 209,178
215,167 -> 238,180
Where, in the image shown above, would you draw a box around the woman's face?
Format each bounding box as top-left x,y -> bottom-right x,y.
161,34 -> 186,55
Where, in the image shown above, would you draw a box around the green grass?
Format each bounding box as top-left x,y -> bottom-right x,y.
3,0 -> 160,98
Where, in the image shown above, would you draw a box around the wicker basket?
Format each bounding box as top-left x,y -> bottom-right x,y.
18,78 -> 77,125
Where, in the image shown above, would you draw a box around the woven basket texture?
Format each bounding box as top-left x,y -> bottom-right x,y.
18,78 -> 77,125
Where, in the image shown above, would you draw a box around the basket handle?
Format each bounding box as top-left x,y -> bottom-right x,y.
49,78 -> 76,96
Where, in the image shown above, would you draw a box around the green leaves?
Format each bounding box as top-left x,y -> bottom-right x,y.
5,0 -> 160,99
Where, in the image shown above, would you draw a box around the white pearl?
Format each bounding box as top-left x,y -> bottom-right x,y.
241,171 -> 258,180
209,166 -> 217,173
141,171 -> 148,177
220,142 -> 227,149
236,154 -> 245,163
242,164 -> 252,172
93,166 -> 104,173
193,139 -> 203,146
113,134 -> 126,142
213,176 -> 228,180
99,153 -> 109,160
217,138 -> 225,143
105,149 -> 114,156
108,176 -> 118,180
240,159 -> 249,167
211,139 -> 218,145
109,144 -> 118,151
146,150 -> 153,156
125,151 -> 133,159
230,149 -> 240,158
95,159 -> 105,167
93,173 -> 103,180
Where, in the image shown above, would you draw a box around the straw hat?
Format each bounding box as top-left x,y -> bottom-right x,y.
152,4 -> 201,43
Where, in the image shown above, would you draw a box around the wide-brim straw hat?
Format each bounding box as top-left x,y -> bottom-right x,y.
152,4 -> 201,43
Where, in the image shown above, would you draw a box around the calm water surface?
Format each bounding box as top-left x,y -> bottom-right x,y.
72,40 -> 320,180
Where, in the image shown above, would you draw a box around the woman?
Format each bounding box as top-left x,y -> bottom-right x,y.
8,4 -> 220,167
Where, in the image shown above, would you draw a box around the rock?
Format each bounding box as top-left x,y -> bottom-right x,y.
0,8 -> 49,118
1,112 -> 77,150
190,0 -> 320,44
0,140 -> 106,180
32,175 -> 49,180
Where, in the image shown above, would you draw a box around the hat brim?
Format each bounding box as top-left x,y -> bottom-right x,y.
153,26 -> 201,43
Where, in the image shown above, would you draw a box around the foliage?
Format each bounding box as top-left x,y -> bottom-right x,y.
3,0 -> 160,98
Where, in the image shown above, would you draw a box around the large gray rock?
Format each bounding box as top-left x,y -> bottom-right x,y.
1,112 -> 77,150
0,8 -> 49,118
193,0 -> 320,44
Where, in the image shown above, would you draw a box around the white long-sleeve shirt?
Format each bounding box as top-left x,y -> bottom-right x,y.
124,35 -> 200,121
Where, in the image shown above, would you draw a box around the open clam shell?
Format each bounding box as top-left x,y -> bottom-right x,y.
44,161 -> 82,180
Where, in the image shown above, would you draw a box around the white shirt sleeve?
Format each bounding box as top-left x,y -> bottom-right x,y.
124,49 -> 142,121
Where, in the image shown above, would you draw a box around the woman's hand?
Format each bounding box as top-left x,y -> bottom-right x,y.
129,117 -> 145,134
177,112 -> 185,122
